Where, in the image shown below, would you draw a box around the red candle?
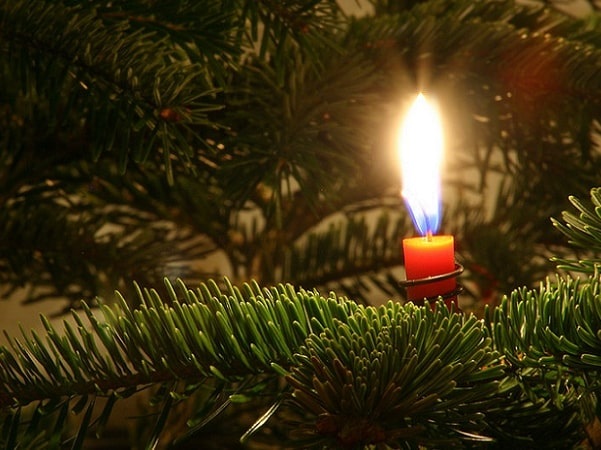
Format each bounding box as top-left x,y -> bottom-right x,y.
402,235 -> 455,302
398,93 -> 457,306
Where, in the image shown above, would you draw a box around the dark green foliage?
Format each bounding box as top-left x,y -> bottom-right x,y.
3,0 -> 601,310
553,187 -> 601,273
285,302 -> 504,448
0,277 -> 598,448
490,272 -> 601,378
3,0 -> 601,448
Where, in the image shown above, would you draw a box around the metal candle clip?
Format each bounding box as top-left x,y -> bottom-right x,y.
399,263 -> 464,307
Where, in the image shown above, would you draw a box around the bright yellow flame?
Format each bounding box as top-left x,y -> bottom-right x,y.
398,93 -> 444,235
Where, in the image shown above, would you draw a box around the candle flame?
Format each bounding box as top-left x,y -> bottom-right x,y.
398,93 -> 444,236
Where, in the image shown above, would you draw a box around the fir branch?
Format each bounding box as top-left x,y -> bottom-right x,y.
0,279 -> 313,409
283,210 -> 411,302
485,273 -> 601,445
286,302 -> 505,448
0,279 -> 313,447
0,172 -> 222,313
489,272 -> 601,376
0,0 -> 225,178
3,1 -> 601,446
241,0 -> 344,68
215,41 -> 383,213
552,187 -> 601,273
0,277 -> 592,448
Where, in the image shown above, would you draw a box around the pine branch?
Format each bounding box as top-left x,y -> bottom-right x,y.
0,163 -> 226,312
0,0 -> 226,180
552,187 -> 601,273
214,40 -> 384,213
0,279 -> 306,409
3,1 -> 601,445
452,181 -> 558,305
283,209 -> 411,302
486,272 -> 601,446
4,0 -> 601,312
0,0 -> 379,308
489,273 -> 601,375
0,276 -> 595,448
0,278 -> 358,448
241,0 -> 344,69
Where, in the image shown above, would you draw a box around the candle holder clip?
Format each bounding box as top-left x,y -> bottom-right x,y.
399,263 -> 464,305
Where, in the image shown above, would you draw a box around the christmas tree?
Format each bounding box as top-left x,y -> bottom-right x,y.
2,0 -> 601,448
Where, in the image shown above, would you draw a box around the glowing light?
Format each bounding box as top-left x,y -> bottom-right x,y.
398,93 -> 444,236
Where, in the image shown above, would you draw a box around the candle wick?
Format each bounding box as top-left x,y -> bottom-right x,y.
426,230 -> 433,242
